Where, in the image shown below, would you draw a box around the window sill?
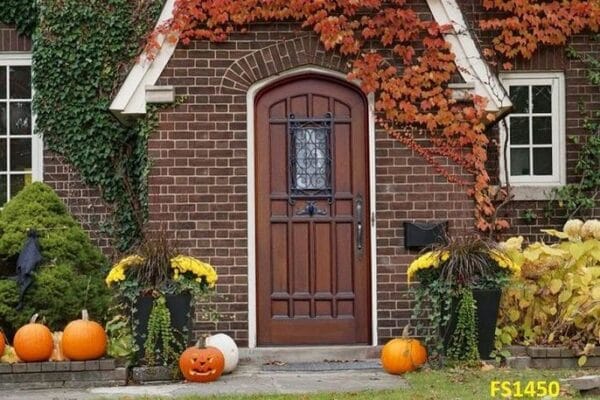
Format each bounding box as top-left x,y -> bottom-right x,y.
493,185 -> 561,201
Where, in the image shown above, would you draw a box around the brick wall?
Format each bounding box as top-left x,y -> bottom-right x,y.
151,26 -> 474,344
0,23 -> 30,51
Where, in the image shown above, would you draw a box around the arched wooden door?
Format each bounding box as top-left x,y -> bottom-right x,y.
255,75 -> 371,345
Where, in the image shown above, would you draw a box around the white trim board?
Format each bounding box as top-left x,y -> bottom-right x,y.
498,72 -> 566,187
109,0 -> 178,122
110,0 -> 509,121
0,53 -> 43,187
246,66 -> 378,348
425,0 -> 511,113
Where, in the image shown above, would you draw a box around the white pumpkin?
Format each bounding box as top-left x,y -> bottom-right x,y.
205,333 -> 239,374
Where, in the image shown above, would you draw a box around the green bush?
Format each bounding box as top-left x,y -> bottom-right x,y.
0,264 -> 108,331
0,182 -> 105,273
0,182 -> 109,334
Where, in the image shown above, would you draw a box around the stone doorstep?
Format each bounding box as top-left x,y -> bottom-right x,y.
239,345 -> 382,364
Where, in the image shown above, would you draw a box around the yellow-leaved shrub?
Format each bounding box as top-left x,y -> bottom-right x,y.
496,219 -> 600,361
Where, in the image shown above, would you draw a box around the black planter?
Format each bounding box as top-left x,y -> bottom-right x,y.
472,288 -> 502,359
441,288 -> 502,360
133,293 -> 192,361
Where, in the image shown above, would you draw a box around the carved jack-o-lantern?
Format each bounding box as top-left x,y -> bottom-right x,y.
179,342 -> 225,383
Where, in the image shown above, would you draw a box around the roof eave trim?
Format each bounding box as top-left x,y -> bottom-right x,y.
425,0 -> 512,115
109,0 -> 178,123
111,0 -> 511,123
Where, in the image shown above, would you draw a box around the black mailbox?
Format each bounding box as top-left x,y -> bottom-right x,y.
404,221 -> 448,249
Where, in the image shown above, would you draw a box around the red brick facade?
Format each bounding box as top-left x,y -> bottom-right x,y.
149,28 -> 474,344
1,1 -> 598,346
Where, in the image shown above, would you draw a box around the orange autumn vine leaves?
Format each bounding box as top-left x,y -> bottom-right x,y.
480,0 -> 600,69
147,0 -> 599,233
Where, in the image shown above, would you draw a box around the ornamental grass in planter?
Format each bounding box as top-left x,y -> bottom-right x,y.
408,236 -> 519,365
105,232 -> 217,367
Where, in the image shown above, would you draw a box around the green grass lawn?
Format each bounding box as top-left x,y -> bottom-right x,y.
131,368 -> 600,399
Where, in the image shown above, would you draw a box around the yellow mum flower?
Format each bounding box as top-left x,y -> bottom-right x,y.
105,254 -> 145,286
170,255 -> 218,288
407,251 -> 447,281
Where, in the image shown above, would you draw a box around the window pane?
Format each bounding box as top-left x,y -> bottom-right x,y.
0,176 -> 6,206
0,67 -> 5,99
10,102 -> 31,135
533,148 -> 552,175
9,66 -> 31,99
0,103 -> 5,135
532,85 -> 551,113
509,86 -> 529,113
10,174 -> 26,197
532,116 -> 552,144
509,117 -> 529,144
511,148 -> 530,175
0,139 -> 5,172
10,139 -> 31,171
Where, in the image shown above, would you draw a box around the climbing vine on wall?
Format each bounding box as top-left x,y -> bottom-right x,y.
148,0 -> 504,232
0,1 -> 38,35
550,44 -> 600,217
1,0 -> 164,250
479,0 -> 600,70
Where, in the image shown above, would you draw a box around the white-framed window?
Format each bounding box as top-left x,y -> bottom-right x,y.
0,53 -> 43,206
499,72 -> 565,186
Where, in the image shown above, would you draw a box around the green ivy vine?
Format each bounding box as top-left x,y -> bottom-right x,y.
144,295 -> 185,367
446,289 -> 480,364
1,0 -> 164,250
549,40 -> 600,218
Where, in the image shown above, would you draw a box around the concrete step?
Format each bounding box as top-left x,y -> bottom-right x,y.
239,345 -> 382,364
261,360 -> 381,372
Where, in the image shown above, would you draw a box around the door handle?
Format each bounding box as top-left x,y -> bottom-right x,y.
355,195 -> 363,251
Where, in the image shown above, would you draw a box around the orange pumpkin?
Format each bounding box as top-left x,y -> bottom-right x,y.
61,310 -> 107,361
381,325 -> 427,374
0,331 -> 5,357
179,340 -> 225,383
13,314 -> 54,362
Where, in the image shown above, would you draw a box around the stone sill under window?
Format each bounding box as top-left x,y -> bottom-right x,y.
492,185 -> 561,201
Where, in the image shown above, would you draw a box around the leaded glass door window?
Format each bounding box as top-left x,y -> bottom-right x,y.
288,113 -> 332,200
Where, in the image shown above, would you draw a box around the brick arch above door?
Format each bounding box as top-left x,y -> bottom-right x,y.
218,34 -> 350,95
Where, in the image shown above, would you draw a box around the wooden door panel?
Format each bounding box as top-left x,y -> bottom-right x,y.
256,75 -> 370,345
